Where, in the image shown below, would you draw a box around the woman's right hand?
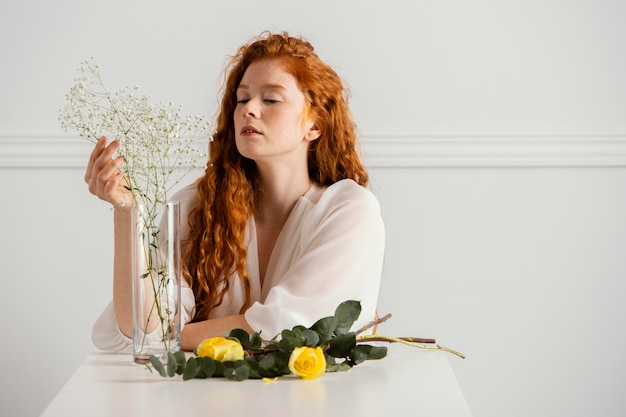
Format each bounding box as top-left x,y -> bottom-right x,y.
84,136 -> 133,208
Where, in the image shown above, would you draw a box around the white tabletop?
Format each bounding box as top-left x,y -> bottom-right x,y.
41,346 -> 472,417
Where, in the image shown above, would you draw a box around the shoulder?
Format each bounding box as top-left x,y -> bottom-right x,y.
312,179 -> 379,207
303,179 -> 382,222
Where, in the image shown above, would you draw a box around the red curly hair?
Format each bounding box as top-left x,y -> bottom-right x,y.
184,31 -> 369,321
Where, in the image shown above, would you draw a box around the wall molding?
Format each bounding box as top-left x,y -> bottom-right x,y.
2,134 -> 626,169
361,134 -> 626,168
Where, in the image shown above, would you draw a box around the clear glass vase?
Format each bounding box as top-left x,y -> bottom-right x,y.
132,201 -> 181,364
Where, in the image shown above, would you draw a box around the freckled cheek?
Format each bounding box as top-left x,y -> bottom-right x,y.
233,113 -> 241,128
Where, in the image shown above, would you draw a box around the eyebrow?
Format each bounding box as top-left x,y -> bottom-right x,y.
237,83 -> 287,91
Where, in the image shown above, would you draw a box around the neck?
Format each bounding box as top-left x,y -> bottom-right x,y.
254,166 -> 312,225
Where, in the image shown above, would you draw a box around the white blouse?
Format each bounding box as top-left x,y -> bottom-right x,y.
92,179 -> 385,352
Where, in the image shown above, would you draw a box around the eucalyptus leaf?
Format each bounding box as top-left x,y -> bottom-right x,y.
310,316 -> 337,343
291,325 -> 307,335
334,300 -> 361,334
244,358 -> 262,379
258,354 -> 277,371
212,360 -> 226,377
326,332 -> 357,358
182,358 -> 199,380
174,350 -> 187,375
166,352 -> 176,377
274,351 -> 291,374
278,332 -> 302,353
302,328 -> 320,346
228,328 -> 251,350
348,345 -> 370,365
325,361 -> 353,373
149,355 -> 167,377
349,345 -> 388,365
224,361 -> 250,381
366,346 -> 388,360
250,332 -> 263,350
197,357 -> 216,378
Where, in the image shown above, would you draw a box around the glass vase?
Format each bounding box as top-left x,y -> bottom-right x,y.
132,201 -> 182,364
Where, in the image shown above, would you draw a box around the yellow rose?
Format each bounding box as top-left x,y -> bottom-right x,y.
288,346 -> 327,380
196,337 -> 245,362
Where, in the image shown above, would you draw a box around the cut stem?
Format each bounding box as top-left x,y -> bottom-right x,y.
356,334 -> 466,359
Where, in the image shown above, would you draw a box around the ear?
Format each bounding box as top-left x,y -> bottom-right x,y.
305,123 -> 321,142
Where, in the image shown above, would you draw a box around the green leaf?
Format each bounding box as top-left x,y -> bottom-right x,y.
173,350 -> 186,363
302,328 -> 320,346
182,358 -> 199,380
173,350 -> 187,375
256,351 -> 290,376
334,300 -> 361,334
325,361 -> 353,373
228,328 -> 251,350
366,345 -> 388,360
149,355 -> 167,377
291,325 -> 307,334
199,357 -> 217,378
258,354 -> 277,370
166,352 -> 176,377
243,357 -> 262,379
327,332 -> 356,358
310,316 -> 337,343
278,330 -> 303,353
223,360 -> 251,381
249,332 -> 263,350
348,345 -> 370,365
212,360 -> 226,377
349,345 -> 388,365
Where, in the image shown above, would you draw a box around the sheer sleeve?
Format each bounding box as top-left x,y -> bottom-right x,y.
91,282 -> 195,352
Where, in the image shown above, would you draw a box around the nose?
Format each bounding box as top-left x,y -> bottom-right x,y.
241,98 -> 259,118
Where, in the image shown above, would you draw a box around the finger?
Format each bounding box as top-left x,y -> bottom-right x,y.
86,140 -> 122,198
89,139 -> 120,184
103,170 -> 130,205
90,154 -> 124,197
84,136 -> 108,183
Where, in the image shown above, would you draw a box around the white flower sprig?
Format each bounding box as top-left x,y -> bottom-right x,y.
60,59 -> 212,357
59,58 -> 211,206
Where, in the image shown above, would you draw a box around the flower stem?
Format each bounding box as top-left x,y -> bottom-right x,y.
356,334 -> 466,359
354,313 -> 392,335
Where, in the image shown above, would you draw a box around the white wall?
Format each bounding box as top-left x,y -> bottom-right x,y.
1,1 -> 625,416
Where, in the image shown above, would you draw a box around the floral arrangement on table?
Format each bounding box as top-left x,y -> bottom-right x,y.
148,300 -> 464,381
59,59 -> 212,357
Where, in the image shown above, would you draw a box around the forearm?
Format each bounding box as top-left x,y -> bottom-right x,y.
181,314 -> 254,351
112,205 -> 134,338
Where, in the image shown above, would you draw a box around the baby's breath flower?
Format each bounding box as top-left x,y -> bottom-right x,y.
59,58 -> 211,207
60,59 -> 212,356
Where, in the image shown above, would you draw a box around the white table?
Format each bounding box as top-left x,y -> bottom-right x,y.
41,345 -> 473,416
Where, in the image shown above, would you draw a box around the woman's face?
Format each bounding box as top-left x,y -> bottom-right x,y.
233,59 -> 320,168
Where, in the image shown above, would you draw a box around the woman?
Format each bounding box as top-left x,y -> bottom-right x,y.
86,32 -> 385,352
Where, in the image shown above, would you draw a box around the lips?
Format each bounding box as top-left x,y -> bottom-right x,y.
240,125 -> 262,135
